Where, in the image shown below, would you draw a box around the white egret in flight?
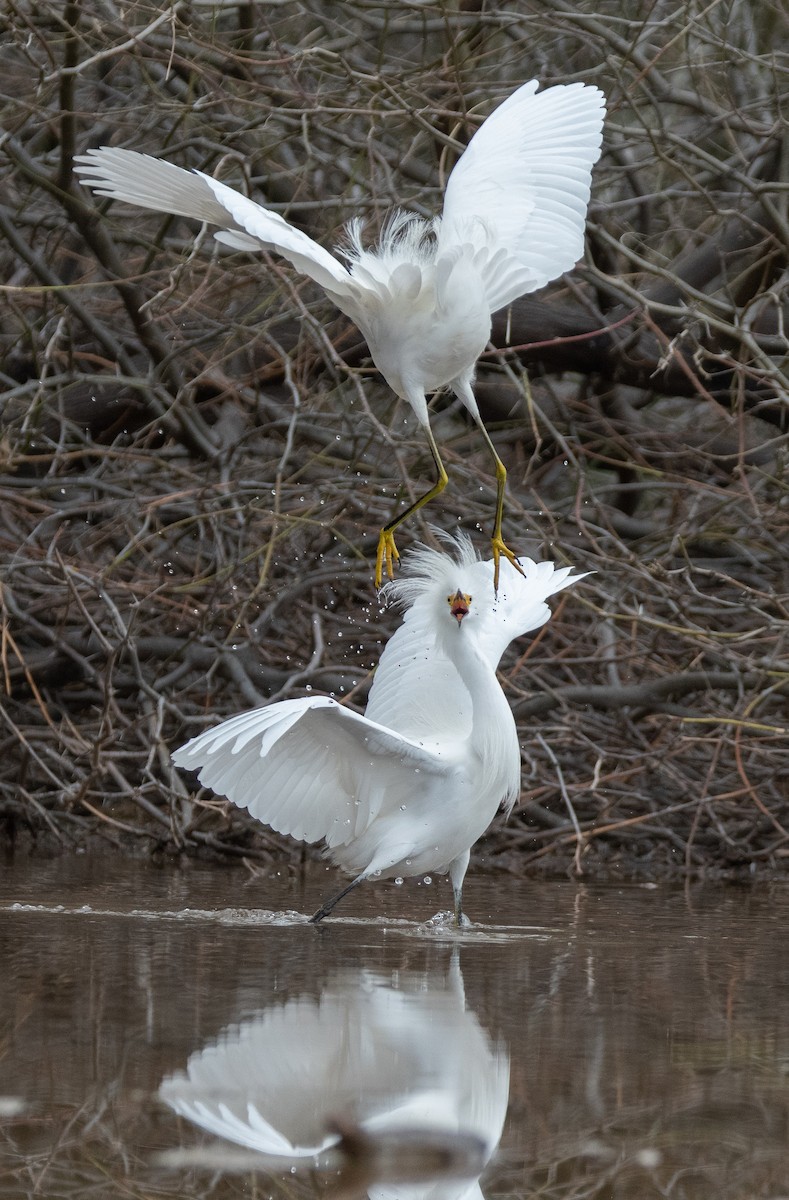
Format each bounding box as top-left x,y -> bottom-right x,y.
172,534 -> 585,924
75,80 -> 605,590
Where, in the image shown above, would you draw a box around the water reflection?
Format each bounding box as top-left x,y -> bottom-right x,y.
159,956 -> 509,1197
3,861 -> 789,1199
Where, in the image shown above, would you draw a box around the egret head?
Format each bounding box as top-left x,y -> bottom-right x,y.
381,531 -> 584,668
448,589 -> 472,626
381,531 -> 495,649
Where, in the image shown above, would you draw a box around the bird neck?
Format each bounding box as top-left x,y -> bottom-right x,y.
446,629 -> 521,805
446,631 -> 516,758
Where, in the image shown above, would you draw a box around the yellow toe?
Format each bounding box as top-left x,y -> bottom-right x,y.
375,529 -> 400,590
491,535 -> 525,593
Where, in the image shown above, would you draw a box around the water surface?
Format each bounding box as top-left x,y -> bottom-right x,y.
1,854 -> 787,1198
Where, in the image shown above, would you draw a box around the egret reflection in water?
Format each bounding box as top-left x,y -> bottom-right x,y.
159,960 -> 509,1196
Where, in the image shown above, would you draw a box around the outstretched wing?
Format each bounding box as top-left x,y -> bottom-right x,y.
74,147 -> 356,297
438,81 -> 605,313
172,696 -> 451,851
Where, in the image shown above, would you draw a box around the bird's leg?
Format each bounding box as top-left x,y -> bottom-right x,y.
452,883 -> 464,927
374,423 -> 449,589
449,850 -> 471,928
475,421 -> 525,595
309,873 -> 367,923
451,380 -> 524,595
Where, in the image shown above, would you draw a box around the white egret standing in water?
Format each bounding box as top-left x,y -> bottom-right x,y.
172,534 -> 585,924
75,81 -> 605,589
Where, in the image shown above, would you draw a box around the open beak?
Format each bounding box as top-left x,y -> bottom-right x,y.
449,590 -> 471,626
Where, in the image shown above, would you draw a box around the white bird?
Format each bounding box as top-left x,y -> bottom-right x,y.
74,80 -> 605,590
171,534 -> 585,924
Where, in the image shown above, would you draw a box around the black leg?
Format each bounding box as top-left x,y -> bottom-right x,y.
452,882 -> 464,927
309,874 -> 366,923
449,849 -> 470,928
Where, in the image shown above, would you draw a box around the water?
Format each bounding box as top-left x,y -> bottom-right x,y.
1,854 -> 787,1198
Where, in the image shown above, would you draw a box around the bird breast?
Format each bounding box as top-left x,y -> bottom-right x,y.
327,760 -> 508,882
354,252 -> 491,400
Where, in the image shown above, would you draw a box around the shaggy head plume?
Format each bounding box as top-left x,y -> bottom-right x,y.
339,210 -> 441,270
381,529 -> 487,612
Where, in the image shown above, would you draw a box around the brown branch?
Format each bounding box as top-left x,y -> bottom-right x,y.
514,671 -> 784,720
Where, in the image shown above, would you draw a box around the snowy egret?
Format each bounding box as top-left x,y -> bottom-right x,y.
172,534 -> 585,923
75,80 -> 605,590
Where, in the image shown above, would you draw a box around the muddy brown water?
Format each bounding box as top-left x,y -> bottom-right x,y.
1,854 -> 787,1198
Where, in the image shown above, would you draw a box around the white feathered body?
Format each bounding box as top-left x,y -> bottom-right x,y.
75,80 -> 605,418
336,217 -> 492,407
172,537 -> 584,886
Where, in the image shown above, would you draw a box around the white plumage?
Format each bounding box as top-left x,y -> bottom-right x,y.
74,80 -> 605,588
172,534 -> 585,923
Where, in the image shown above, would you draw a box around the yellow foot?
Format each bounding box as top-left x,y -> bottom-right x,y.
491,535 -> 526,594
375,528 -> 400,590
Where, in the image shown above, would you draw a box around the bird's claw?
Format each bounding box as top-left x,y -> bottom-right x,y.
375,529 -> 400,590
491,535 -> 526,594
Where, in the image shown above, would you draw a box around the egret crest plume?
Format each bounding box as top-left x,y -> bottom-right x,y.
75,80 -> 605,590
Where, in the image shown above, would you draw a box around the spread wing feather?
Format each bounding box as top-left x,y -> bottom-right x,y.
439,81 -> 605,313
73,147 -> 355,297
172,696 -> 452,850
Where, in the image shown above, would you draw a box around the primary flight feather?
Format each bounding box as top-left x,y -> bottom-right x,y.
75,80 -> 605,590
172,533 -> 586,924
